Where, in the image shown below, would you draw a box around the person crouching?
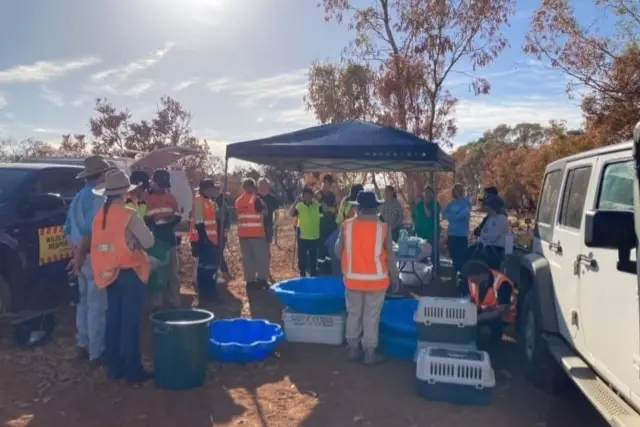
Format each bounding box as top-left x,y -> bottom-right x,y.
335,191 -> 400,365
189,179 -> 221,302
460,260 -> 517,347
91,170 -> 155,383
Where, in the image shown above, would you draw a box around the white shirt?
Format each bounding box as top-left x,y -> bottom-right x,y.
479,213 -> 509,248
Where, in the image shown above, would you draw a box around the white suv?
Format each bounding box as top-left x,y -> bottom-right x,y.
517,132 -> 640,426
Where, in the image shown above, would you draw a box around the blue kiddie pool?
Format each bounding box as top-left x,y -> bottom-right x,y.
209,319 -> 284,363
380,298 -> 418,338
271,277 -> 346,314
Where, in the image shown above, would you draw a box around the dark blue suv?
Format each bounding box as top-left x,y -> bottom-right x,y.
0,163 -> 84,345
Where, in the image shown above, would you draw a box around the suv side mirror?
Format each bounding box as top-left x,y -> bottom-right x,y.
585,210 -> 637,273
19,193 -> 65,216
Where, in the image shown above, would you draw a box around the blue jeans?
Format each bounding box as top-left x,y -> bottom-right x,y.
105,269 -> 146,381
76,257 -> 106,360
197,243 -> 218,300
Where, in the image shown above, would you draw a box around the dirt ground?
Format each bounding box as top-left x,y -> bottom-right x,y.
0,213 -> 608,427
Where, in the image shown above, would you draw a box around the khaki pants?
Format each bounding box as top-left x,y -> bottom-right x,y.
151,246 -> 181,309
345,290 -> 386,351
239,238 -> 269,282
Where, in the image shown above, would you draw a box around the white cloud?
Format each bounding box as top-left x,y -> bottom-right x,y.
40,86 -> 64,107
271,106 -> 316,127
33,127 -> 70,135
0,94 -> 6,109
453,96 -> 583,143
0,56 -> 101,83
90,42 -> 174,83
5,112 -> 15,119
173,79 -> 198,91
71,97 -> 88,107
87,43 -> 173,97
206,78 -> 231,92
206,69 -> 308,106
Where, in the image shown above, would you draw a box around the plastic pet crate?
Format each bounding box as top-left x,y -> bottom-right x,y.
209,319 -> 284,363
416,347 -> 495,406
414,297 -> 477,345
282,308 -> 345,345
380,333 -> 417,360
415,340 -> 477,360
270,277 -> 346,315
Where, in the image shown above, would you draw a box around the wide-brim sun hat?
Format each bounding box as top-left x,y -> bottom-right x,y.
483,193 -> 505,212
93,169 -> 140,196
196,178 -> 217,192
76,155 -> 113,179
350,190 -> 382,209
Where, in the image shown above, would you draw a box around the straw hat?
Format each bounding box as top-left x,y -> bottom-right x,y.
93,169 -> 140,197
76,155 -> 113,179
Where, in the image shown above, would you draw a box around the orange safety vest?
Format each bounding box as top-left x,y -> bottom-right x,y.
189,195 -> 218,245
91,203 -> 151,289
468,269 -> 517,324
145,191 -> 178,224
235,192 -> 265,238
341,218 -> 390,292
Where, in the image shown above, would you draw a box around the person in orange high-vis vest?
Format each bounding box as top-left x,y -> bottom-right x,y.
335,191 -> 400,365
461,259 -> 517,346
91,169 -> 155,383
235,178 -> 269,289
189,179 -> 220,302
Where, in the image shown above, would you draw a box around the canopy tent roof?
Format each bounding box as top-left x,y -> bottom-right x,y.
225,120 -> 455,172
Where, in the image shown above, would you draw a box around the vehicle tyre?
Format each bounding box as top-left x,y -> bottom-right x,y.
13,313 -> 56,348
0,273 -> 11,315
517,289 -> 567,394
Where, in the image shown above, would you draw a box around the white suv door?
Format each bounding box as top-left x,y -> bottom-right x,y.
550,159 -> 595,350
578,151 -> 638,403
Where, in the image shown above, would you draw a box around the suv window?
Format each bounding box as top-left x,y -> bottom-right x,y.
559,166 -> 592,229
537,170 -> 563,225
597,160 -> 634,212
29,168 -> 84,203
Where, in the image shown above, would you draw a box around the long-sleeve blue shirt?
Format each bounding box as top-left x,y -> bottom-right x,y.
443,197 -> 472,237
64,183 -> 104,247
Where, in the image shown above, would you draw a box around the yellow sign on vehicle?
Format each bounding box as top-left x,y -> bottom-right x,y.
38,225 -> 72,265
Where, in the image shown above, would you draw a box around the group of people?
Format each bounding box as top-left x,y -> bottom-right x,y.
64,154 -> 515,377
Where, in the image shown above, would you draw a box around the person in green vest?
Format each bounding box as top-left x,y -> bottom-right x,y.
338,184 -> 363,224
290,186 -> 323,277
412,185 -> 441,266
125,170 -> 149,217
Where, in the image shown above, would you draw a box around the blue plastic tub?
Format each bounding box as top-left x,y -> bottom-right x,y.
271,277 -> 346,314
209,319 -> 284,363
380,299 -> 418,338
380,333 -> 417,360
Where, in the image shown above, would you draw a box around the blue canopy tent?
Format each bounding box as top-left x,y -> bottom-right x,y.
223,120 -> 456,277
225,120 -> 455,173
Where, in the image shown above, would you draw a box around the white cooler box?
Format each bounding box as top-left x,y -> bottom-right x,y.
416,347 -> 495,406
282,309 -> 345,345
414,297 -> 477,344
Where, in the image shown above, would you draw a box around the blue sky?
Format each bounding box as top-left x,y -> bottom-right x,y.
0,0 -> 604,159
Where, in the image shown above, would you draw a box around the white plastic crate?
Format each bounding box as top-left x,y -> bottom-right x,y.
414,340 -> 477,360
413,297 -> 477,344
282,308 -> 345,345
416,347 -> 495,405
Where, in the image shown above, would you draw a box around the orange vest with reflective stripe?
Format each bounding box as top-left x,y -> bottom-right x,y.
189,195 -> 218,245
91,203 -> 151,289
468,269 -> 517,324
341,218 -> 390,292
235,192 -> 265,238
144,191 -> 178,224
